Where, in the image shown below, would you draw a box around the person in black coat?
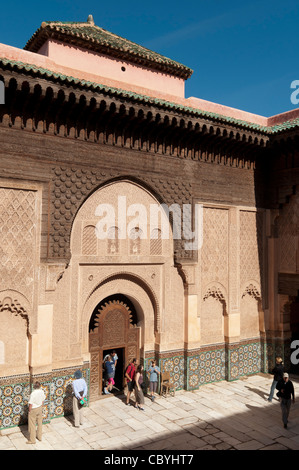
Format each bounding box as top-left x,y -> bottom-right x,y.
267,357 -> 284,402
276,373 -> 295,429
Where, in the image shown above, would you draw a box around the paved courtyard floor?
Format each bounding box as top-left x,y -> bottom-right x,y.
1,373 -> 299,451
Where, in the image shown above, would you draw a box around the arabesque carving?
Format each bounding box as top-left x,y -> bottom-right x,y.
50,169 -> 192,261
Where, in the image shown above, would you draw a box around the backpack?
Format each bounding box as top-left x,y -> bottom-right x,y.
124,364 -> 129,378
124,363 -> 134,379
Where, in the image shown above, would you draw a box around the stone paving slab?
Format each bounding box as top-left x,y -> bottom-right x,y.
1,373 -> 299,451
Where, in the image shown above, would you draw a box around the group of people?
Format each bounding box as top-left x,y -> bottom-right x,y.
268,356 -> 295,429
26,368 -> 88,444
25,359 -> 159,443
25,354 -> 296,444
102,352 -> 162,409
124,358 -> 161,411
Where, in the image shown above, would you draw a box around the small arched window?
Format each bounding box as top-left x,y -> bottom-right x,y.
82,225 -> 97,255
107,226 -> 120,254
129,227 -> 143,255
150,228 -> 162,255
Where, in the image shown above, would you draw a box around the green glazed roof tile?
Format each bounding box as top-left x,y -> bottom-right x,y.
24,19 -> 193,79
0,56 -> 298,136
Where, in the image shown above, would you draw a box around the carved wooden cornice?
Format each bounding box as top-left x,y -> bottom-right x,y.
0,64 -> 269,166
0,64 -> 297,262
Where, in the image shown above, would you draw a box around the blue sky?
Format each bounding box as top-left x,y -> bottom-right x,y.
0,0 -> 298,117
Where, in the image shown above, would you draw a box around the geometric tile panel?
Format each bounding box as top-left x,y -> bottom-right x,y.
187,340 -> 264,390
0,377 -> 30,429
48,368 -> 90,422
0,367 -> 90,430
1,339 -> 292,430
187,348 -> 226,389
265,339 -> 291,373
50,375 -> 75,420
159,354 -> 185,391
228,342 -> 261,381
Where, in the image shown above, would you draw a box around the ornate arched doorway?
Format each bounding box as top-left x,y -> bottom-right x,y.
88,295 -> 140,400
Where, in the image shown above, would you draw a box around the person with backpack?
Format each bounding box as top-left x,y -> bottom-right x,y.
124,358 -> 137,406
267,356 -> 284,402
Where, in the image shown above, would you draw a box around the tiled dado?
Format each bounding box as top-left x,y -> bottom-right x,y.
0,366 -> 90,430
264,339 -> 292,372
159,351 -> 185,391
187,346 -> 226,389
1,340 -> 291,429
187,340 -> 264,389
226,341 -> 262,381
144,350 -> 185,391
0,374 -> 31,429
145,341 -> 265,393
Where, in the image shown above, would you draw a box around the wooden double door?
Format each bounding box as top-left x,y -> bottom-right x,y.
89,299 -> 140,400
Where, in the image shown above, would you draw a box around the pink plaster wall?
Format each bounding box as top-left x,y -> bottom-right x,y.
187,96 -> 268,127
267,108 -> 299,126
38,39 -> 185,99
0,42 -> 186,104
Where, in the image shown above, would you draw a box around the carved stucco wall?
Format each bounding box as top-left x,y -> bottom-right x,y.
240,291 -> 260,340
50,167 -> 193,261
0,184 -> 40,375
200,206 -> 228,344
202,208 -> 229,288
0,294 -> 29,374
278,192 -> 299,273
201,295 -> 225,345
0,187 -> 38,307
240,210 -> 263,288
71,180 -> 173,260
240,210 -> 263,339
200,205 -> 264,343
48,179 -> 185,364
200,207 -> 229,345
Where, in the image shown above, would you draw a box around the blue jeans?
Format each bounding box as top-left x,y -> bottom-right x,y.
268,379 -> 278,401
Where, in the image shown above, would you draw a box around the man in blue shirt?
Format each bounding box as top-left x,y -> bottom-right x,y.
147,360 -> 160,401
72,370 -> 88,427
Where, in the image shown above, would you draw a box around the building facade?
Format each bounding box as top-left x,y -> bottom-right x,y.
0,16 -> 298,429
